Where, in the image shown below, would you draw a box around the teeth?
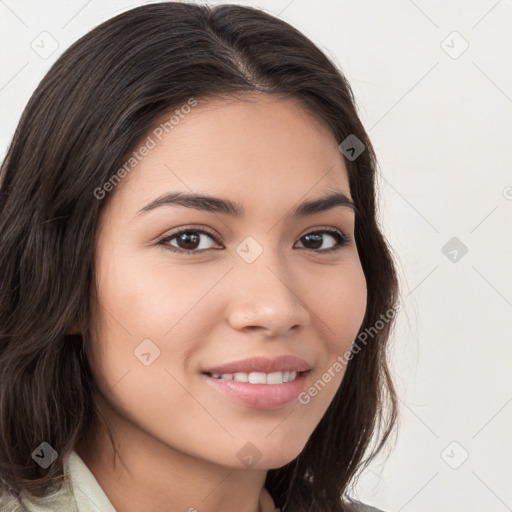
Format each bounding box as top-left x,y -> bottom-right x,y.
210,370 -> 299,384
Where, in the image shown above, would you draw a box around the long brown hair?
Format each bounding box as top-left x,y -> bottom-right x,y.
0,3 -> 399,511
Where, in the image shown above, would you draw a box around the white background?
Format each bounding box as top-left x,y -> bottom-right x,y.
1,1 -> 511,511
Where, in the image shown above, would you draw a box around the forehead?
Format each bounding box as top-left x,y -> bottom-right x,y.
105,94 -> 351,214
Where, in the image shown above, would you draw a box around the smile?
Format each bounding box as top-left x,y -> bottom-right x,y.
205,370 -> 301,384
202,370 -> 310,409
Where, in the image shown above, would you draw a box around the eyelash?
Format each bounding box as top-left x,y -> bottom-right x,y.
157,226 -> 351,256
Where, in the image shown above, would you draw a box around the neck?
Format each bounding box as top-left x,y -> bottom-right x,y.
74,409 -> 275,512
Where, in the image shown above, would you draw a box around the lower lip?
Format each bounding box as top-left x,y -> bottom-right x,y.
202,371 -> 310,410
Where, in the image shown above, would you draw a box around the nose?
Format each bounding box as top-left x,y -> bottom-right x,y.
226,251 -> 311,337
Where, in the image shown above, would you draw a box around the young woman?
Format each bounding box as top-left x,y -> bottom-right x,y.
0,3 -> 399,511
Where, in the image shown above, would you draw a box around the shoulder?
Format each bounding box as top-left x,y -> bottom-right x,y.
0,451 -> 80,512
0,480 -> 77,512
343,499 -> 389,512
0,492 -> 25,512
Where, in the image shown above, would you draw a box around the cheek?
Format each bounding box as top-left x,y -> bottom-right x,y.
87,239 -> 368,463
88,247 -> 224,401
93,243 -> 216,339
87,255 -> 210,443
300,261 -> 367,410
322,260 -> 367,352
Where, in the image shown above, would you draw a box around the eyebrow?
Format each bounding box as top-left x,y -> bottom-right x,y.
135,191 -> 357,219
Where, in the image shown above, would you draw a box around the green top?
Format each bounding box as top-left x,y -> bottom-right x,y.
0,451 -> 387,512
0,450 -> 115,512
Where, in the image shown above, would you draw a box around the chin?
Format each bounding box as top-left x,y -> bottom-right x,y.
244,441 -> 309,470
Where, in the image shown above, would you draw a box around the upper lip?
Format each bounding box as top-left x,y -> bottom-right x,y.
203,355 -> 311,375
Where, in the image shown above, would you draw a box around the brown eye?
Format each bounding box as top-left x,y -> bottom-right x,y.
158,227 -> 350,256
159,228 -> 220,255
295,229 -> 350,252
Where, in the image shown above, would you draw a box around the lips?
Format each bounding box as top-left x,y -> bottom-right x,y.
202,355 -> 312,375
202,370 -> 310,409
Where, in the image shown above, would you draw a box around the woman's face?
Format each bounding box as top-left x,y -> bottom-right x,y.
89,93 -> 367,470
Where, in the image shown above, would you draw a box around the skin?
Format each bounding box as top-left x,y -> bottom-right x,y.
74,93 -> 367,512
